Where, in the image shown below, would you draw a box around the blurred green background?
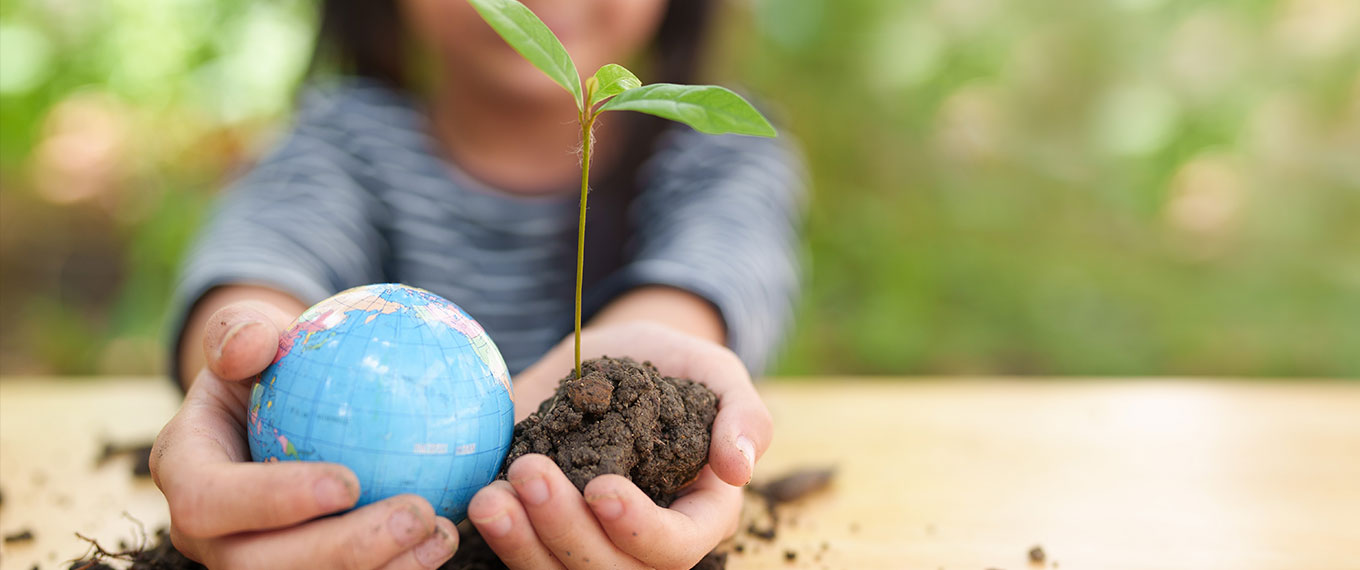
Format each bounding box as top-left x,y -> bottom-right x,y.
0,0 -> 1356,377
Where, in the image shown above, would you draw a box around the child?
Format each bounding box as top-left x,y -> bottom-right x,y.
151,0 -> 804,568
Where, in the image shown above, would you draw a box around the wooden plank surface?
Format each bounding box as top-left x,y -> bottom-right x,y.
1,378 -> 183,570
2,378 -> 1358,569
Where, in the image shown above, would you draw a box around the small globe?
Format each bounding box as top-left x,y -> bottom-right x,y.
247,283 -> 514,521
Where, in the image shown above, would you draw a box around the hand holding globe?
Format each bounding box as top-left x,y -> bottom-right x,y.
150,289 -> 463,569
248,283 -> 515,521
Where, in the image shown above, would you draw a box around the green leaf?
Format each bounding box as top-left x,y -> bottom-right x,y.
597,83 -> 776,137
588,63 -> 642,108
467,0 -> 582,109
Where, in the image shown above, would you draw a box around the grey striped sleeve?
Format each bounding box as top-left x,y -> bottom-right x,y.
168,88 -> 389,378
593,127 -> 807,375
169,79 -> 807,381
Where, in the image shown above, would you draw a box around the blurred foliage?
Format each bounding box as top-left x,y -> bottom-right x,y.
722,0 -> 1360,376
0,0 -> 314,374
1,0 -> 1357,377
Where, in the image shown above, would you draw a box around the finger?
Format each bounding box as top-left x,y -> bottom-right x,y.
155,375 -> 360,537
167,525 -> 205,565
377,516 -> 459,570
203,302 -> 287,381
506,454 -> 641,569
693,349 -> 773,487
165,459 -> 360,538
467,480 -> 565,570
210,495 -> 437,570
708,391 -> 772,486
584,467 -> 738,568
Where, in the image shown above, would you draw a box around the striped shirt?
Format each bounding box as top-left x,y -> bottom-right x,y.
172,78 -> 805,377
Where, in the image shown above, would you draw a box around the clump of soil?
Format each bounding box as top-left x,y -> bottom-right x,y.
1029,545 -> 1047,563
445,529 -> 730,570
442,356 -> 721,568
96,441 -> 154,478
70,527 -> 204,570
743,466 -> 835,542
443,526 -> 505,570
691,551 -> 728,570
502,356 -> 718,506
4,528 -> 34,543
753,467 -> 835,505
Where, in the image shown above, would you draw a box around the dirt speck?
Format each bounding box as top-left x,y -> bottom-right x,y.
5,529 -> 35,543
96,440 -> 155,477
755,466 -> 834,503
1029,545 -> 1046,563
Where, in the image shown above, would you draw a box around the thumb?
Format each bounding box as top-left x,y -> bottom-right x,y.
709,395 -> 773,487
203,302 -> 290,381
699,349 -> 772,487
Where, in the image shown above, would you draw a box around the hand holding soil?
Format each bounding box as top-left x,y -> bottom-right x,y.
506,356 -> 718,505
466,321 -> 773,569
511,321 -> 772,488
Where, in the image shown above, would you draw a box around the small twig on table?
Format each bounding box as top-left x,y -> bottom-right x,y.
123,510 -> 149,550
71,512 -> 153,568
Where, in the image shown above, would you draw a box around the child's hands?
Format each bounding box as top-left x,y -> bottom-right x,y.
150,301 -> 460,569
471,322 -> 773,569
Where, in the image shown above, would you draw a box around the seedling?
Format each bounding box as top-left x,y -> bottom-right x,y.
469,0 -> 777,378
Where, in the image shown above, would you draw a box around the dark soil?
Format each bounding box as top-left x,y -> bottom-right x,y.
442,525 -> 504,570
4,529 -> 35,543
753,467 -> 834,505
1029,545 -> 1047,563
69,527 -> 204,570
96,441 -> 154,478
744,466 -> 835,542
691,551 -> 728,570
502,356 -> 718,507
445,357 -> 721,568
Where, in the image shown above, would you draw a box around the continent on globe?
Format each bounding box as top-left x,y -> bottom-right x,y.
248,283 -> 515,521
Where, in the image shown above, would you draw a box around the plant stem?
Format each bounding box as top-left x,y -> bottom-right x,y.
575,111 -> 596,380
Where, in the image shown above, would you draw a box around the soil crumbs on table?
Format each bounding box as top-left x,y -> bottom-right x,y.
1029,545 -> 1046,563
69,527 -> 204,570
66,467 -> 834,570
96,441 -> 154,478
5,529 -> 35,543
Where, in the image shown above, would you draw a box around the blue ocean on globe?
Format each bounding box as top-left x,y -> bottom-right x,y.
247,283 -> 515,521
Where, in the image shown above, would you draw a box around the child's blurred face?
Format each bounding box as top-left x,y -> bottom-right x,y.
402,0 -> 669,107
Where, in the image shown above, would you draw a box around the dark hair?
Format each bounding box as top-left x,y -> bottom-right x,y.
313,1 -> 714,89
310,0 -> 716,300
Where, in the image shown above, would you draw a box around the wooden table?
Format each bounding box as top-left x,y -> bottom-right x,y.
2,378 -> 1358,570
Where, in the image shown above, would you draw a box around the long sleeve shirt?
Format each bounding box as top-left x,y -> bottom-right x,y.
171,78 -> 806,377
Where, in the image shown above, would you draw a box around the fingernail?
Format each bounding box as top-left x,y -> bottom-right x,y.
313,474 -> 353,511
512,474 -> 550,506
586,493 -> 624,521
413,524 -> 457,568
736,435 -> 756,485
388,505 -> 424,544
217,320 -> 263,360
470,511 -> 512,538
